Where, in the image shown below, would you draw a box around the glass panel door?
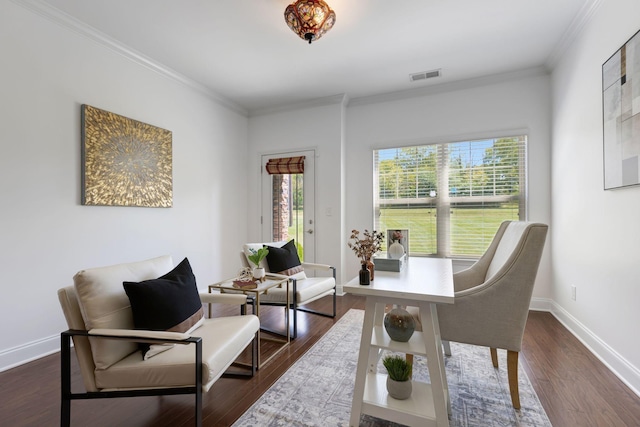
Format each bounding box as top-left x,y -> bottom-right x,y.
261,150 -> 315,262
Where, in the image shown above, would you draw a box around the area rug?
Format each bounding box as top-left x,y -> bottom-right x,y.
233,309 -> 551,427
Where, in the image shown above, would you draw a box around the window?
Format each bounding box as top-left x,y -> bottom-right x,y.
374,136 -> 527,258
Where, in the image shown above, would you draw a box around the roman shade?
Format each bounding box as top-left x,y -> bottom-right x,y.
265,156 -> 305,174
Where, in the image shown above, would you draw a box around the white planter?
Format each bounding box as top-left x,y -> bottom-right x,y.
252,267 -> 265,281
386,377 -> 412,400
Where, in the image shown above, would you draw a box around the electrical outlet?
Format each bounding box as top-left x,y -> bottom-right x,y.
571,285 -> 576,301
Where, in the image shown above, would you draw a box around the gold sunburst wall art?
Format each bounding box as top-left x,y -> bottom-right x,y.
81,105 -> 173,207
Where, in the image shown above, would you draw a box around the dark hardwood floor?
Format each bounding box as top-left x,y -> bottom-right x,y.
1,294 -> 639,426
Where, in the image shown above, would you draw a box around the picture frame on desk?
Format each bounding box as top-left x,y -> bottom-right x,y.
386,229 -> 409,259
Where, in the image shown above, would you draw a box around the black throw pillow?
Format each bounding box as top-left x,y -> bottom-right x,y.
123,257 -> 203,358
265,240 -> 305,277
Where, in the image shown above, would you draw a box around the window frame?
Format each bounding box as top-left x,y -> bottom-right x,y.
373,135 -> 528,259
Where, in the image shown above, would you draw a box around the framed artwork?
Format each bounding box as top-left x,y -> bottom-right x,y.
387,229 -> 409,258
602,28 -> 640,190
81,104 -> 173,207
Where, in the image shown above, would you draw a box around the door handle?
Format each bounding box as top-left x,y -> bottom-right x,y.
306,229 -> 314,234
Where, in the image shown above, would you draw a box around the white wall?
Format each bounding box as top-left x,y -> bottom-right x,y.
550,0 -> 640,394
0,1 -> 249,370
345,73 -> 553,287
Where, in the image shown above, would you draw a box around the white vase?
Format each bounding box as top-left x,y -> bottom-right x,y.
388,241 -> 405,259
252,267 -> 265,281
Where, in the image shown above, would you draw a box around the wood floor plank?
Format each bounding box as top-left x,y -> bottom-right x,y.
1,296 -> 639,426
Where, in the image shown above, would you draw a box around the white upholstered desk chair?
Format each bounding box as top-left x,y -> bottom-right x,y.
408,221 -> 548,409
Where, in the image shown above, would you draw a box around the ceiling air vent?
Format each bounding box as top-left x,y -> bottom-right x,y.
409,69 -> 441,82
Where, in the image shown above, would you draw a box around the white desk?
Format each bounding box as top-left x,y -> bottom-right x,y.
344,257 -> 454,427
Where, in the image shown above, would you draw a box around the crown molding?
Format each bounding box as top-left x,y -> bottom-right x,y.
545,0 -> 603,69
249,93 -> 348,117
348,66 -> 549,108
250,68 -> 548,116
12,0 -> 248,117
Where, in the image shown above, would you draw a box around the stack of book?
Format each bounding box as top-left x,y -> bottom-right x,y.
232,279 -> 258,289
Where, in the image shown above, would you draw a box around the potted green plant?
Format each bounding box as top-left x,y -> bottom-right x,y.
382,355 -> 412,400
247,247 -> 269,281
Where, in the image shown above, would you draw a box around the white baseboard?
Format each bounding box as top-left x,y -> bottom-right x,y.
529,297 -> 640,398
0,334 -> 59,372
529,296 -> 554,311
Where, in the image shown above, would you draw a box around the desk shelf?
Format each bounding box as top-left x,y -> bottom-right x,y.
370,325 -> 428,357
362,373 -> 440,427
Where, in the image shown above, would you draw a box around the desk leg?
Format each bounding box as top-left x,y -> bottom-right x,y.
431,304 -> 451,416
420,302 -> 450,426
373,300 -> 386,328
349,297 -> 377,427
366,301 -> 386,375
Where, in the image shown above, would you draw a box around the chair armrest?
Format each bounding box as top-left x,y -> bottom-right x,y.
453,267 -> 484,292
88,328 -> 193,343
301,262 -> 334,271
265,272 -> 291,280
89,328 -> 189,340
200,292 -> 247,305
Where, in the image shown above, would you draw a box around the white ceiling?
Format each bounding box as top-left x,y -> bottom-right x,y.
36,0 -> 594,115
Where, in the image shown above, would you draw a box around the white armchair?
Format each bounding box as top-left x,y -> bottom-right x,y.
58,256 -> 259,427
241,241 -> 336,339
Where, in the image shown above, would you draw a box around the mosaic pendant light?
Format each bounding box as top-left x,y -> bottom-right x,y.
284,0 -> 336,44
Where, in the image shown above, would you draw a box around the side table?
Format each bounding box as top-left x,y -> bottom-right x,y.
209,275 -> 290,369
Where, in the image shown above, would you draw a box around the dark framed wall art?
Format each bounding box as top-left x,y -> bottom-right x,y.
602,28 -> 640,190
81,105 -> 173,207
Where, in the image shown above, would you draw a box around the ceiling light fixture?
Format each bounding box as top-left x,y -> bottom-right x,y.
284,0 -> 336,44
